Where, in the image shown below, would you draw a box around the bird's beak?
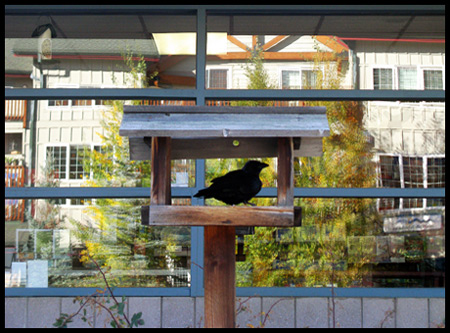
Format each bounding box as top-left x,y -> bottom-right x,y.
262,163 -> 269,169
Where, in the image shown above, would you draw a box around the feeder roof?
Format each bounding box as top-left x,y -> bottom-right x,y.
119,105 -> 330,138
119,105 -> 330,160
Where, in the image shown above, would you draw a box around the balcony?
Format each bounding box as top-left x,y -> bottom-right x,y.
5,100 -> 27,128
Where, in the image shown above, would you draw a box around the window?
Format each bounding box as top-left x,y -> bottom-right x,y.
373,66 -> 444,90
69,145 -> 88,180
427,157 -> 445,207
71,99 -> 93,107
373,68 -> 393,90
403,156 -> 424,209
5,133 -> 23,155
48,100 -> 69,107
48,85 -> 111,108
46,145 -> 93,181
398,67 -> 417,90
206,69 -> 228,89
378,155 -> 401,210
424,69 -> 443,90
281,69 -> 320,89
281,70 -> 300,89
301,70 -> 319,89
46,146 -> 67,180
377,154 -> 445,211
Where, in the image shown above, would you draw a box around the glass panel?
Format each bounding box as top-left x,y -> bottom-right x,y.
5,199 -> 191,288
206,14 -> 444,92
5,14 -> 197,89
5,99 -> 197,189
236,199 -> 445,288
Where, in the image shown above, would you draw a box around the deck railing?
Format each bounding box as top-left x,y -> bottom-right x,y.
5,165 -> 25,222
5,100 -> 27,128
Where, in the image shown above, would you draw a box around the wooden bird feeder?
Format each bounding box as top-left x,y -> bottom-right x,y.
119,105 -> 330,328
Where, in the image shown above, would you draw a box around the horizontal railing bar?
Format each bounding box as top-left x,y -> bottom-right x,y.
5,88 -> 445,102
5,287 -> 192,297
5,287 -> 445,298
204,89 -> 446,102
5,187 -> 444,199
236,287 -> 446,298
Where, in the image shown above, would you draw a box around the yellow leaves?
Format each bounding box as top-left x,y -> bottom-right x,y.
80,242 -> 100,264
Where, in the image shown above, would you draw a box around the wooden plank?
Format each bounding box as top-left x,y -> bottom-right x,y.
204,225 -> 236,328
142,205 -> 295,226
141,205 -> 301,227
150,137 -> 172,205
262,35 -> 288,51
227,35 -> 249,51
123,105 -> 326,114
119,113 -> 330,138
129,136 -> 324,160
207,51 -> 345,61
277,137 -> 294,206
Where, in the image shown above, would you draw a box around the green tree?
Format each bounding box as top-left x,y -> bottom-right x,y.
236,41 -> 381,287
70,54 -> 188,287
291,46 -> 380,287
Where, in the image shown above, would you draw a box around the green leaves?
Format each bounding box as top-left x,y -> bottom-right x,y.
53,313 -> 73,328
130,312 -> 145,328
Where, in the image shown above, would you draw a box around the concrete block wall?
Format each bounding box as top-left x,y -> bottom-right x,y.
5,296 -> 445,328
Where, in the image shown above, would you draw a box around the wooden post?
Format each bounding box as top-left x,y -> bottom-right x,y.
277,137 -> 294,206
204,225 -> 236,328
150,137 -> 172,205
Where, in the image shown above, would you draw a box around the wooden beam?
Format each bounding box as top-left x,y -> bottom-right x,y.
150,137 -> 172,205
313,35 -> 349,54
141,205 -> 302,227
227,35 -> 249,51
262,35 -> 288,51
141,205 -> 300,226
252,35 -> 258,50
204,225 -> 236,328
208,52 -> 345,61
277,137 -> 294,206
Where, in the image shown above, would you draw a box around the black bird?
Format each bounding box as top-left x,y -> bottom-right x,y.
194,160 -> 269,205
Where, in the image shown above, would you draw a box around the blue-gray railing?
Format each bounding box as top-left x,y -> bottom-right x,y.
5,5 -> 445,298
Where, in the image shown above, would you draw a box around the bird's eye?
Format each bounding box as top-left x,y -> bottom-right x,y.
232,140 -> 240,147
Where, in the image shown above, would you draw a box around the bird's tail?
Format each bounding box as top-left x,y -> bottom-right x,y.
193,188 -> 211,198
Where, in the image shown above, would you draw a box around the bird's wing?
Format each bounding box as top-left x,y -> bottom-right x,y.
210,170 -> 255,195
210,170 -> 242,185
